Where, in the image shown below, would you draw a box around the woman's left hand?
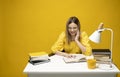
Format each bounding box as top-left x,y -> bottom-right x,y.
66,54 -> 76,58
75,30 -> 80,41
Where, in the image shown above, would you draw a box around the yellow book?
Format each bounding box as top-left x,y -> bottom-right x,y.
29,51 -> 48,57
29,51 -> 50,65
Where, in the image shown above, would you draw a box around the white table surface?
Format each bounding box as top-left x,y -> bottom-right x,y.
23,55 -> 120,74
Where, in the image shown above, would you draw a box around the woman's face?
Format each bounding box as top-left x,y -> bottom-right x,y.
68,23 -> 78,36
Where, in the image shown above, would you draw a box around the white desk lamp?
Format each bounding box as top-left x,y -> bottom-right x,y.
89,23 -> 114,69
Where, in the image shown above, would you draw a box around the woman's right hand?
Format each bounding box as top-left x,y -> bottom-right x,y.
75,30 -> 80,41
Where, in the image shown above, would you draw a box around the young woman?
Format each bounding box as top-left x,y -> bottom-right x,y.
51,16 -> 92,58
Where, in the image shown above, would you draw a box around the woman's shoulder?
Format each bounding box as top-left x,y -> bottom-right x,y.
60,31 -> 65,35
58,31 -> 66,38
81,31 -> 88,37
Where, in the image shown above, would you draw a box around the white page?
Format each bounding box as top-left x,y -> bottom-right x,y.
63,54 -> 86,63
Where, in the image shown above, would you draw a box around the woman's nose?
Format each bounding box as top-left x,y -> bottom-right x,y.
71,28 -> 74,31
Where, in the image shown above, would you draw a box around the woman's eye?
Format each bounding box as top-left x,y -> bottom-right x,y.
68,27 -> 77,30
73,27 -> 77,29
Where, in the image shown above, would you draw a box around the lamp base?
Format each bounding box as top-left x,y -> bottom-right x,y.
98,63 -> 113,70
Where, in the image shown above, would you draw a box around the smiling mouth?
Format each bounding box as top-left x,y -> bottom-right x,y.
71,32 -> 75,34
70,32 -> 76,35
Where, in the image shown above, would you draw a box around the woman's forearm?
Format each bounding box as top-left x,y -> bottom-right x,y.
55,51 -> 68,57
75,40 -> 86,52
55,51 -> 74,58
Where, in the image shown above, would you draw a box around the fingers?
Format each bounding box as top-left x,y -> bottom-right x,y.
77,30 -> 80,36
75,30 -> 80,41
66,54 -> 76,58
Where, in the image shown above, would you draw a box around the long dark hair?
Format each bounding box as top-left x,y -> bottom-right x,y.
66,16 -> 81,44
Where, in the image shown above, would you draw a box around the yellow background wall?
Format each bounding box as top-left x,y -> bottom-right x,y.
0,0 -> 120,77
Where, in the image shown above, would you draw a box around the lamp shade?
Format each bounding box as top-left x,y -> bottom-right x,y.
89,30 -> 101,43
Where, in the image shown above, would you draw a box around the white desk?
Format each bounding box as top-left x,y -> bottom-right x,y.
23,55 -> 120,77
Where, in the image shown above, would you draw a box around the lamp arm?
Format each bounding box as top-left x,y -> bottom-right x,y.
105,28 -> 113,62
98,28 -> 113,61
105,28 -> 113,52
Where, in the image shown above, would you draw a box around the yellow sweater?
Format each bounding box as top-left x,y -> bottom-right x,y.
51,31 -> 92,56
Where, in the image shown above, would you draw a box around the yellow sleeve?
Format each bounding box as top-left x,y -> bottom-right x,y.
51,32 -> 65,53
81,32 -> 92,56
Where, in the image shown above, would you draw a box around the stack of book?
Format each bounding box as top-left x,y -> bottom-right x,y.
29,51 -> 50,65
92,49 -> 111,63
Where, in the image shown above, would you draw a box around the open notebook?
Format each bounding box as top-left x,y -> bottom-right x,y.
63,54 -> 86,63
